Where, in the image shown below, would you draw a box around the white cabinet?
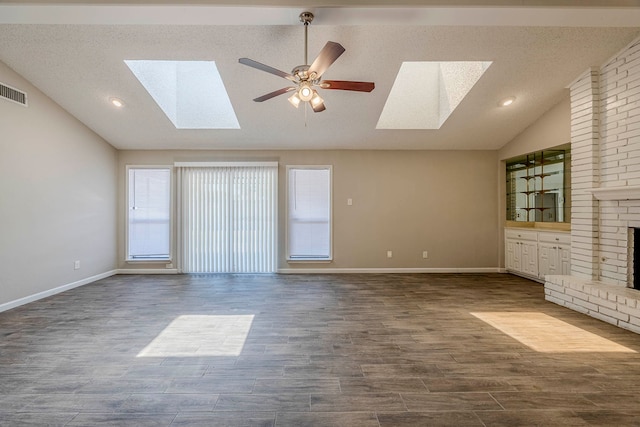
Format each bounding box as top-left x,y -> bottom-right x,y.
505,230 -> 538,279
520,240 -> 539,277
538,232 -> 571,277
505,239 -> 520,271
505,228 -> 570,282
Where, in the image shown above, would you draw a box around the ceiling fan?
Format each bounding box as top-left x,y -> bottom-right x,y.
239,11 -> 375,113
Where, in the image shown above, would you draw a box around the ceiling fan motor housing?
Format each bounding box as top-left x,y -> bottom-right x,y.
292,64 -> 318,84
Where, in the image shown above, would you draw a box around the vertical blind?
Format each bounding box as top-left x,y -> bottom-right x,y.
287,167 -> 331,259
128,168 -> 171,259
178,165 -> 277,273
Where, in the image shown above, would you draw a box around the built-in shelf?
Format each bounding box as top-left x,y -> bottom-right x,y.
506,148 -> 570,223
588,185 -> 640,201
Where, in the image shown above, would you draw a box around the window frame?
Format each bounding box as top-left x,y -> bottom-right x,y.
125,165 -> 173,263
285,165 -> 333,262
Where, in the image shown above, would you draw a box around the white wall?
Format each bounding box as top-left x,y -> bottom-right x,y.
118,149 -> 500,272
498,96 -> 571,161
0,61 -> 118,309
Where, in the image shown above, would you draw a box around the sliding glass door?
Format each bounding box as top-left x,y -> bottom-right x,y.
178,164 -> 277,273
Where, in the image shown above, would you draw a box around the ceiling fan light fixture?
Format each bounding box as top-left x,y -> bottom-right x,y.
298,83 -> 314,102
288,93 -> 301,108
310,90 -> 323,107
310,90 -> 326,112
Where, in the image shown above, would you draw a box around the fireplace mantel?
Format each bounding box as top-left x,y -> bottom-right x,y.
588,185 -> 640,201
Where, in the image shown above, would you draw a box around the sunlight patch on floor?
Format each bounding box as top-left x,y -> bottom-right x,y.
137,315 -> 254,357
471,312 -> 636,353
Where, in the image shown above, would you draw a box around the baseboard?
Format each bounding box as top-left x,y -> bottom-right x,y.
505,269 -> 543,283
0,270 -> 118,313
117,268 -> 179,274
277,267 -> 504,274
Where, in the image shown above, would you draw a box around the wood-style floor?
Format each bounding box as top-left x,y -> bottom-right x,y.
1,273 -> 640,426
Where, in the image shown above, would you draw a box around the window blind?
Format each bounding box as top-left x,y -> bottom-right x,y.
178,165 -> 277,273
287,167 -> 331,260
127,168 -> 171,259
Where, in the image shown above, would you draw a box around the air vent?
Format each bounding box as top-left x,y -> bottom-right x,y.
0,82 -> 28,107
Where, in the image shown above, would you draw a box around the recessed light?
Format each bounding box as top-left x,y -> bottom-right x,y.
499,96 -> 516,107
110,97 -> 124,108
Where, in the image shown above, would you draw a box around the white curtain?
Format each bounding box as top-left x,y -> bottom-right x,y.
178,165 -> 277,273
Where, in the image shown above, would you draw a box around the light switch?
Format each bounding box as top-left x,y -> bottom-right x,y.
347,198 -> 353,206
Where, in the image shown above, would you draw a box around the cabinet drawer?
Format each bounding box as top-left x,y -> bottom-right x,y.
538,232 -> 570,245
505,229 -> 538,242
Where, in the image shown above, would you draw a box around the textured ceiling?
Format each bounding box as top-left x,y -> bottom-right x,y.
0,3 -> 639,150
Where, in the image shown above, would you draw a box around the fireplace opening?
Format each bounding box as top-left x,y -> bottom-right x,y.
634,228 -> 640,290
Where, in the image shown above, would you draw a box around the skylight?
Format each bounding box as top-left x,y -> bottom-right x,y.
124,60 -> 239,129
376,61 -> 491,130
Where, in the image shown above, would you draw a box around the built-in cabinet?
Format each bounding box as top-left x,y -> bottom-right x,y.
538,232 -> 571,277
505,228 -> 570,281
505,230 -> 538,277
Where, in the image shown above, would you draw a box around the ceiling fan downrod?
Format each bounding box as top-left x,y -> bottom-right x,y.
299,12 -> 314,66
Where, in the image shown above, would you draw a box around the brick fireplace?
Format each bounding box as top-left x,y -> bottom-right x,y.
544,36 -> 640,334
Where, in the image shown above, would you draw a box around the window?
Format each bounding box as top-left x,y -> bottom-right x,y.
127,167 -> 171,260
287,166 -> 332,261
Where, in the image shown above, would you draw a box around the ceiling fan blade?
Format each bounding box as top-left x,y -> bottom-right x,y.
311,101 -> 326,113
320,80 -> 375,92
239,58 -> 296,81
308,42 -> 345,79
253,87 -> 296,102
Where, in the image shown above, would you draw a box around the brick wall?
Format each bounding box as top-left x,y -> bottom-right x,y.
570,68 -> 601,281
546,275 -> 640,334
569,37 -> 640,286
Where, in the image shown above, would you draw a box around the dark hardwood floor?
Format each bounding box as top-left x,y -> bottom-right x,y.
1,273 -> 640,426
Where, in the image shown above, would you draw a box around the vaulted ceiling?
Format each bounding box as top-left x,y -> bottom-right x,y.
1,1 -> 639,150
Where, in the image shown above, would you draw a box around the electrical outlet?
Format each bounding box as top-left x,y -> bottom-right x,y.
387,250 -> 393,258
347,198 -> 353,206
74,260 -> 80,270
166,263 -> 174,269
422,251 -> 428,259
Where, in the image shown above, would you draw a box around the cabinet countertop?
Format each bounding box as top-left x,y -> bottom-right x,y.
505,227 -> 570,234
